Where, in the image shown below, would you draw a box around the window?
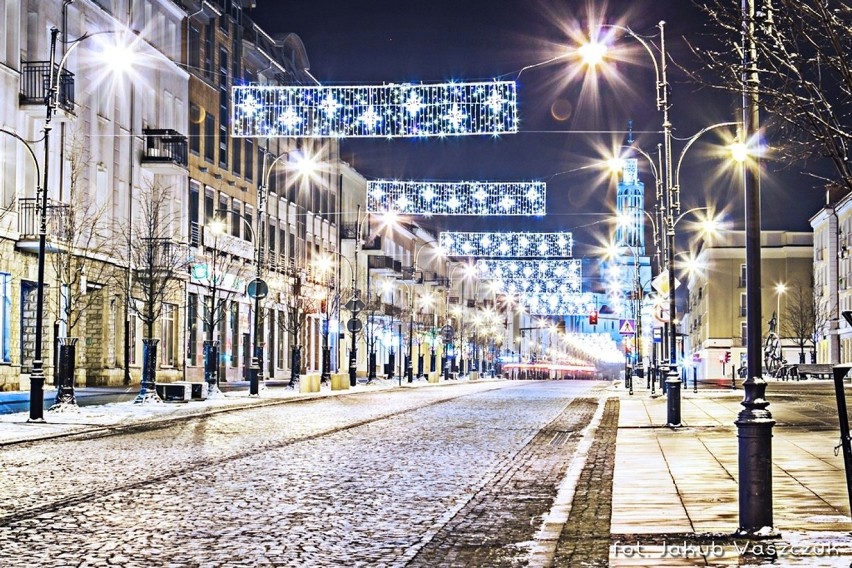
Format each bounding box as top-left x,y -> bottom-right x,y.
740,322 -> 748,346
219,87 -> 229,168
244,205 -> 253,243
230,301 -> 239,367
189,104 -> 201,155
129,311 -> 139,366
739,293 -> 747,317
203,24 -> 214,78
233,138 -> 242,176
231,200 -> 241,237
739,264 -> 747,288
204,188 -> 215,225
204,112 -> 215,163
160,303 -> 177,367
0,272 -> 10,363
277,308 -> 286,368
245,139 -> 254,180
188,293 -> 198,365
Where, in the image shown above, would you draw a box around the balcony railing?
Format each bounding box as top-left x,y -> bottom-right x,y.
18,198 -> 69,238
20,61 -> 75,113
142,129 -> 188,169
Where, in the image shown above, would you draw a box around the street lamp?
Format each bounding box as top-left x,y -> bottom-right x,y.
27,26 -> 135,420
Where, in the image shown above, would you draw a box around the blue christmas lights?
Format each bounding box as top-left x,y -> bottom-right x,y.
439,232 -> 573,258
476,260 -> 582,292
232,81 -> 518,138
367,181 -> 545,215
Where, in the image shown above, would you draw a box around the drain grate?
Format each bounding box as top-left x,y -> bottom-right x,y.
548,431 -> 572,447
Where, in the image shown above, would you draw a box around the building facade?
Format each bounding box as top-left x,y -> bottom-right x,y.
686,231 -> 813,380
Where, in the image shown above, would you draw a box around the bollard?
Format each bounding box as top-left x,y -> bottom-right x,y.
693,367 -> 698,393
203,340 -> 220,395
52,337 -> 79,408
732,365 -> 737,390
666,365 -> 682,427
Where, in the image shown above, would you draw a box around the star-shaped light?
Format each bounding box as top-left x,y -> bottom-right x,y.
359,106 -> 382,130
277,107 -> 303,131
319,93 -> 341,117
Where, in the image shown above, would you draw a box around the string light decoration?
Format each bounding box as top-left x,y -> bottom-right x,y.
367,180 -> 545,215
439,232 -> 573,258
231,81 -> 518,138
477,260 -> 582,292
517,292 -> 596,316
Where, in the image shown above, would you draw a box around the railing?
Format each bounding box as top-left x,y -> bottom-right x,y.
20,61 -> 75,113
18,198 -> 69,238
142,129 -> 188,167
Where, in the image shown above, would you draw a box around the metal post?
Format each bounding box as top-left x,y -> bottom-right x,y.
28,28 -> 62,422
737,0 -> 774,535
831,366 -> 852,518
50,337 -> 78,410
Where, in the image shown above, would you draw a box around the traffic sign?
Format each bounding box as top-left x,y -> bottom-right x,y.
345,298 -> 366,313
346,318 -> 363,333
618,319 -> 636,335
247,278 -> 268,299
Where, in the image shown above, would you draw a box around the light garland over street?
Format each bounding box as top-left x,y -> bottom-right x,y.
231,81 -> 518,138
439,232 -> 573,258
367,180 -> 545,215
476,260 -> 582,291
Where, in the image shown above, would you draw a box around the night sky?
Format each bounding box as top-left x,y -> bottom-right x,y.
247,0 -> 825,257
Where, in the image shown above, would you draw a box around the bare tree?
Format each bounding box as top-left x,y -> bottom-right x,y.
687,1 -> 852,193
277,276 -> 319,388
781,283 -> 833,364
50,133 -> 121,409
121,180 -> 190,402
196,232 -> 253,396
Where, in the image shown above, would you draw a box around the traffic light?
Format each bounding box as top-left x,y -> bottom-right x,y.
589,309 -> 598,325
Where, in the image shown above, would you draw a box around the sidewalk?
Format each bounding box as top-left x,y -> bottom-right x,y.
610,381 -> 852,566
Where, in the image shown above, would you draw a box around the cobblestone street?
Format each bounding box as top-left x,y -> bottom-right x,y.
0,380 -> 608,567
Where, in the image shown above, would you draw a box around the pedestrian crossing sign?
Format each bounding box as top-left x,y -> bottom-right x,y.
619,319 -> 636,335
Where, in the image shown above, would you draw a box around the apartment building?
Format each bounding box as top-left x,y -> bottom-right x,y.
686,231 -> 813,380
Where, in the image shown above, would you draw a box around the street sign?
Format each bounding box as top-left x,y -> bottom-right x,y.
247,278 -> 269,299
347,318 -> 363,333
651,269 -> 681,296
618,319 -> 636,335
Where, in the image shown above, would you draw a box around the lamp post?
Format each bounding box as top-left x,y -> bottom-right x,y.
28,27 -> 127,419
734,0 -> 775,535
585,22 -> 738,425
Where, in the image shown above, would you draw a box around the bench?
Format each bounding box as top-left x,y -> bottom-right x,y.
792,364 -> 834,380
155,381 -> 208,402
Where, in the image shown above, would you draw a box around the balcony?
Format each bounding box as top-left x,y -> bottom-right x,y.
16,198 -> 70,254
135,238 -> 190,281
141,129 -> 188,174
20,61 -> 75,120
368,255 -> 397,274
